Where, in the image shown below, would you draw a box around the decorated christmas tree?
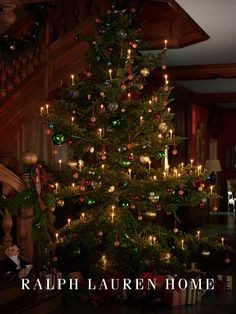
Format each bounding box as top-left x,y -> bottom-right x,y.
41,1 -> 232,278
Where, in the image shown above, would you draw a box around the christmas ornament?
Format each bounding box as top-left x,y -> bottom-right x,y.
224,258 -> 230,264
155,203 -> 161,210
57,199 -> 65,207
123,181 -> 129,187
199,202 -> 206,208
52,132 -> 66,145
121,108 -> 126,112
98,231 -> 103,237
119,160 -> 131,168
140,155 -> 150,163
87,197 -> 96,206
111,117 -> 121,128
128,153 -> 134,161
149,192 -> 159,203
154,113 -> 161,120
172,149 -> 178,155
173,227 -> 179,234
21,150 -> 37,166
156,150 -> 165,160
52,256 -> 58,262
162,64 -> 167,70
96,55 -> 101,62
114,241 -> 120,247
178,189 -> 184,196
130,204 -> 136,210
49,207 -> 55,212
108,101 -> 119,111
117,29 -> 127,39
108,185 -> 115,193
145,211 -> 157,220
48,122 -> 54,129
212,206 -> 218,212
73,172 -> 79,179
132,194 -> 140,201
201,250 -> 210,257
90,116 -> 96,123
67,138 -> 73,146
158,122 -> 168,132
137,214 -> 143,221
67,160 -> 78,168
198,186 -> 203,192
140,68 -> 150,77
119,199 -> 130,209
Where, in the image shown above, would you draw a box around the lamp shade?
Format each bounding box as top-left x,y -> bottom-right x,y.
205,159 -> 222,172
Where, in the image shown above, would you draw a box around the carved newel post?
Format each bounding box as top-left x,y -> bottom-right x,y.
17,150 -> 38,263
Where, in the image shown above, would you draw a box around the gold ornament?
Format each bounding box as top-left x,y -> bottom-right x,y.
67,160 -> 78,168
212,206 -> 218,212
158,122 -> 168,132
114,241 -> 120,247
172,149 -> 178,155
49,207 -> 56,212
137,215 -> 143,221
21,150 -> 37,166
198,186 -> 203,192
130,204 -> 136,210
73,172 -> 79,179
140,68 -> 150,77
121,108 -> 126,112
57,199 -> 65,207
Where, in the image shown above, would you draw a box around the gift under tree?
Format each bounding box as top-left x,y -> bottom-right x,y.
43,1 -> 232,279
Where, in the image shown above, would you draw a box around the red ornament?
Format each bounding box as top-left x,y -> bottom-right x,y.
107,47 -> 113,52
67,138 -> 73,146
172,149 -> 178,155
178,189 -> 184,195
163,100 -> 168,106
128,154 -> 134,161
199,202 -> 206,208
80,186 -> 85,191
130,204 -> 136,210
84,180 -> 91,186
90,116 -> 96,123
154,113 -> 161,120
173,227 -> 179,234
166,211 -> 172,216
132,43 -> 137,48
166,187 -> 173,193
52,256 -> 58,262
86,71 -> 92,78
95,18 -> 102,23
137,214 -> 143,221
133,194 -> 141,201
162,64 -> 167,70
128,41 -> 133,46
155,203 -> 161,210
225,258 -> 230,264
80,197 -> 85,203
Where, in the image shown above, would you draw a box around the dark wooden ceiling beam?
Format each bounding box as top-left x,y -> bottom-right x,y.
197,92 -> 236,103
151,64 -> 236,80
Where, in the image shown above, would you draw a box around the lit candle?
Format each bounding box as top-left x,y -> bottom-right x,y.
210,185 -> 214,195
140,116 -> 144,126
58,159 -> 62,170
127,49 -> 131,59
149,236 -> 153,245
174,169 -> 178,177
153,236 -> 156,244
102,255 -> 107,269
164,74 -> 168,85
79,160 -> 83,171
158,133 -> 162,140
81,212 -> 85,220
111,212 -> 115,223
164,39 -> 168,49
55,233 -> 59,242
169,129 -> 173,139
72,183 -> 75,189
153,175 -> 157,181
40,107 -> 44,115
46,104 -> 49,114
88,94 -> 91,100
111,205 -> 115,213
101,164 -> 105,170
221,237 -> 224,246
71,116 -> 75,124
163,171 -> 166,179
71,74 -> 75,85
181,239 -> 184,249
108,69 -> 113,81
100,104 -> 104,112
148,160 -> 151,171
127,93 -> 131,102
168,108 -> 171,113
67,219 -> 71,227
190,159 -> 193,167
128,168 -> 132,180
55,182 -> 59,193
196,230 -> 200,240
98,128 -> 102,139
181,162 -> 184,169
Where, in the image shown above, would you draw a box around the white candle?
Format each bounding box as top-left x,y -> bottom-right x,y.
72,183 -> 75,189
58,159 -> 62,170
81,212 -> 85,220
163,171 -> 166,179
127,49 -> 131,59
46,104 -> 49,114
164,39 -> 168,49
67,219 -> 71,227
127,93 -> 131,102
128,168 -> 132,180
181,162 -> 184,169
148,160 -> 151,171
153,175 -> 157,181
71,116 -> 75,124
55,233 -> 59,242
169,129 -> 173,139
55,182 -> 59,193
164,147 -> 169,171
79,160 -> 83,171
210,185 -> 214,195
221,237 -> 224,246
98,128 -> 102,139
164,74 -> 168,85
190,159 -> 193,167
153,236 -> 156,244
101,164 -> 105,170
181,239 -> 184,249
40,107 -> 44,115
108,69 -> 113,80
140,116 -> 144,126
111,212 -> 115,223
196,230 -> 200,240
149,236 -> 153,245
71,74 -> 75,85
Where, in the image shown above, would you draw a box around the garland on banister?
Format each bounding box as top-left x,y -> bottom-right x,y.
0,3 -> 54,65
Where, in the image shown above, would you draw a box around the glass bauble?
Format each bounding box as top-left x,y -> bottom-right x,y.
52,132 -> 66,145
158,122 -> 168,132
119,199 -> 130,209
21,150 -> 37,166
117,29 -> 127,39
108,101 -> 119,111
140,68 -> 150,77
156,150 -> 165,160
111,117 -> 121,128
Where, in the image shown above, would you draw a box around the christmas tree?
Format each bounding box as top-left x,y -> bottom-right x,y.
42,2 -> 231,278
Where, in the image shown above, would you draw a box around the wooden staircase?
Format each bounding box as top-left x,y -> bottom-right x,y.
0,279 -> 61,314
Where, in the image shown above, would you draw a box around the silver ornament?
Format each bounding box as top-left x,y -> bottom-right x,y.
158,122 -> 168,132
108,101 -> 119,111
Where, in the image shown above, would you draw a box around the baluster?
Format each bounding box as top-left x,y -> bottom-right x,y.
2,208 -> 13,249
